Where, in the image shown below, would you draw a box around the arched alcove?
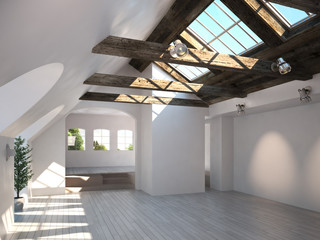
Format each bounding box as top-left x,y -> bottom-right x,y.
19,105 -> 65,141
65,107 -> 137,192
0,63 -> 64,134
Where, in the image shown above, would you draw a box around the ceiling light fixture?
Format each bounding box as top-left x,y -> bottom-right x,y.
271,57 -> 292,75
236,104 -> 245,116
170,40 -> 189,58
298,86 -> 312,103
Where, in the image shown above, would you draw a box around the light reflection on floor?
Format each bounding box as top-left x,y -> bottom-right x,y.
11,194 -> 92,240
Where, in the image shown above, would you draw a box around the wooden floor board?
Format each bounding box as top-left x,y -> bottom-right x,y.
10,189 -> 320,240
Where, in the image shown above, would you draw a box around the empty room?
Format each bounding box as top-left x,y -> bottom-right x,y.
0,0 -> 320,239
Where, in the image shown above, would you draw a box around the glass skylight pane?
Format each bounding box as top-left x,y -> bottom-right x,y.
206,2 -> 234,29
214,0 -> 239,22
189,21 -> 214,42
270,3 -> 309,25
209,40 -> 234,55
197,67 -> 210,74
170,64 -> 209,81
172,0 -> 266,81
176,65 -> 198,80
197,12 -> 224,36
219,34 -> 245,54
187,67 -> 203,76
229,25 -> 256,49
238,22 -> 262,43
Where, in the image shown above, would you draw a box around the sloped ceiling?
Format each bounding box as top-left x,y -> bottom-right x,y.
0,0 -> 175,138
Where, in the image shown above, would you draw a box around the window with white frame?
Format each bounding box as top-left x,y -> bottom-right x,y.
93,129 -> 110,150
68,128 -> 85,150
117,130 -> 133,150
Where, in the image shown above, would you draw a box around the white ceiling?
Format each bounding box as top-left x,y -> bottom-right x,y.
0,0 -> 174,138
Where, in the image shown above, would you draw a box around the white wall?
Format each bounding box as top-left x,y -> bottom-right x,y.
209,117 -> 234,191
206,74 -> 320,212
234,102 -> 320,212
140,105 -> 153,194
149,63 -> 207,195
205,123 -> 210,171
152,105 -> 206,195
31,119 -> 65,196
66,113 -> 135,168
0,137 -> 14,240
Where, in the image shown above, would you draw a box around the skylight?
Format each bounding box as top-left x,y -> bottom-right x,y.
170,64 -> 210,81
170,0 -> 263,81
189,0 -> 263,55
263,1 -> 315,28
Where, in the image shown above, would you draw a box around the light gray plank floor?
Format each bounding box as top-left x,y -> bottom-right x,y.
10,189 -> 320,240
66,167 -> 135,176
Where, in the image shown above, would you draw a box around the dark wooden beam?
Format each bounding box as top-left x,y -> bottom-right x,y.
204,22 -> 320,87
221,0 -> 286,47
153,62 -> 210,103
268,0 -> 320,13
93,36 -> 308,78
80,92 -> 209,108
178,30 -> 222,76
84,73 -> 247,98
129,0 -> 213,72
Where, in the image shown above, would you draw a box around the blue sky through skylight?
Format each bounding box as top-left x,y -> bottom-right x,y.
188,0 -> 264,56
170,0 -> 314,81
264,1 -> 314,27
171,0 -> 263,81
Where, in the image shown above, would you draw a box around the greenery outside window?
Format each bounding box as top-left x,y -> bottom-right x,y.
117,130 -> 133,151
93,129 -> 110,150
68,128 -> 85,150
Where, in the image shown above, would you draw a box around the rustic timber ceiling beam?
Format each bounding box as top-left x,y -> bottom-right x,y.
84,73 -> 247,98
202,21 -> 320,86
129,0 -> 213,72
221,0 -> 286,47
178,30 -> 223,76
92,36 -> 308,78
153,62 -> 211,103
80,92 -> 209,108
268,0 -> 320,13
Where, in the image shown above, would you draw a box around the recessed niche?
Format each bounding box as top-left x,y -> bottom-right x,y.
0,63 -> 64,133
19,105 -> 65,140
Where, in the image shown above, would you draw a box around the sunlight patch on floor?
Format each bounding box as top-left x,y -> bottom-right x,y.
11,193 -> 92,240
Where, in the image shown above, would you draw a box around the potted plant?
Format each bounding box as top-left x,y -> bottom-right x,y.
14,136 -> 33,211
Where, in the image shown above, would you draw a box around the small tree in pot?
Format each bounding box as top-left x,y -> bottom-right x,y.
14,136 -> 33,211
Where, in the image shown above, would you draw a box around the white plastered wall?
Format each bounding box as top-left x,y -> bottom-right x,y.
140,105 -> 153,194
0,137 -> 14,239
149,63 -> 207,195
31,119 -> 66,196
152,105 -> 206,195
66,113 -> 135,168
234,102 -> 320,212
208,74 -> 320,212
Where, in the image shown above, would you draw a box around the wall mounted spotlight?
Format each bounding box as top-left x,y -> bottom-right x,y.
6,144 -> 15,161
170,40 -> 189,58
298,86 -> 312,103
271,57 -> 292,75
236,104 -> 245,116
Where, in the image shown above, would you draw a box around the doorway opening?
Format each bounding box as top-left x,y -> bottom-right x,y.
64,107 -> 136,192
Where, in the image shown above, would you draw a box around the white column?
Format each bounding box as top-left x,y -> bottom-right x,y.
210,117 -> 234,191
